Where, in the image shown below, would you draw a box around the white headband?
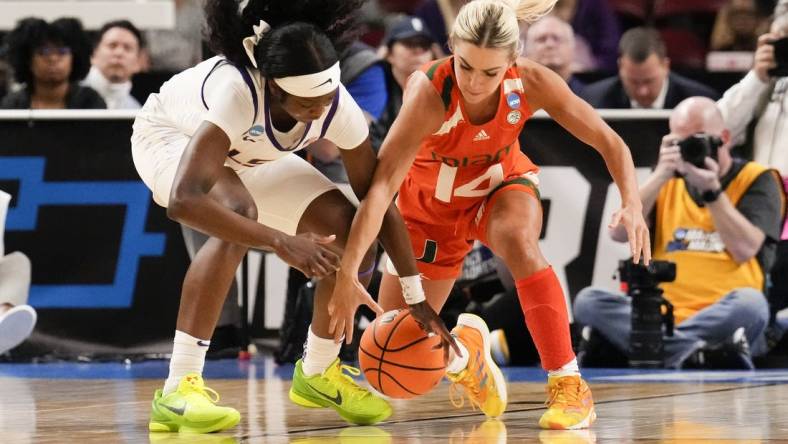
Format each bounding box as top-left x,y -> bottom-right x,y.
241,19 -> 341,98
273,62 -> 341,97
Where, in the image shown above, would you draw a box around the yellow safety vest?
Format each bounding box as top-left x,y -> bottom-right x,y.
654,162 -> 780,323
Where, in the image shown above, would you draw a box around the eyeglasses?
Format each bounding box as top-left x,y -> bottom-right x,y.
35,46 -> 71,57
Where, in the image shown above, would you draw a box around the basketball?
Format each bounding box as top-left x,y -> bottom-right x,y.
359,309 -> 447,399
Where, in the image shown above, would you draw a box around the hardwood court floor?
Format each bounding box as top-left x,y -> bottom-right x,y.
2,358 -> 788,443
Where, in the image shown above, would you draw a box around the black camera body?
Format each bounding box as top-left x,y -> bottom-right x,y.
678,133 -> 723,168
618,259 -> 677,368
768,37 -> 788,77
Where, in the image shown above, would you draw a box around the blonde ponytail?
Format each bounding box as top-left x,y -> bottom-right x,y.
451,0 -> 557,56
496,0 -> 557,24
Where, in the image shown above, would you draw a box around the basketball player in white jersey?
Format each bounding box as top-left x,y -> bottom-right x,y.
132,0 -> 455,433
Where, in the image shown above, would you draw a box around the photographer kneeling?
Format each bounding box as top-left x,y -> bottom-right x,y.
574,97 -> 785,369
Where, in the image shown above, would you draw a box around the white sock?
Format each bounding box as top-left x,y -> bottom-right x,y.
446,339 -> 470,374
163,330 -> 210,394
547,357 -> 580,378
301,326 -> 341,377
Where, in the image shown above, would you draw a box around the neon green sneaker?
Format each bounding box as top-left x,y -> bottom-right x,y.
149,374 -> 240,433
289,358 -> 392,425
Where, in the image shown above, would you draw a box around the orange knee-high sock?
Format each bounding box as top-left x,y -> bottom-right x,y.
515,266 -> 575,371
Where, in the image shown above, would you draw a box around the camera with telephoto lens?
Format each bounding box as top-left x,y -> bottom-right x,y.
677,133 -> 723,169
768,37 -> 788,77
618,259 -> 677,368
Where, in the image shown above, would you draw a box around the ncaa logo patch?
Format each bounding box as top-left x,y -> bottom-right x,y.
506,92 -> 520,109
247,125 -> 265,137
506,110 -> 521,124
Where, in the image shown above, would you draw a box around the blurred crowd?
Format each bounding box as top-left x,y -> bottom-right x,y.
0,0 -> 783,109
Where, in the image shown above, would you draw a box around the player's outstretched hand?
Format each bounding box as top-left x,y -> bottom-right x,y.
409,301 -> 461,365
275,232 -> 340,279
328,270 -> 384,344
610,205 -> 652,266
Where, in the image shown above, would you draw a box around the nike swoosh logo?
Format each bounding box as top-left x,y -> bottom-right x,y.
309,384 -> 342,405
196,340 -> 210,347
312,78 -> 333,89
162,403 -> 186,416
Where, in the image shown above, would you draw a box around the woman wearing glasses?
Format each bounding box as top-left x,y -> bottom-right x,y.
1,17 -> 105,109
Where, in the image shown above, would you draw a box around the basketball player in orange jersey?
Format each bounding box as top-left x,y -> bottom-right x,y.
330,0 -> 651,430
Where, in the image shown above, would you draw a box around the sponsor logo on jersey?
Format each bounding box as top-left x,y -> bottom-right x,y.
473,129 -> 490,142
507,110 -> 521,125
506,92 -> 520,109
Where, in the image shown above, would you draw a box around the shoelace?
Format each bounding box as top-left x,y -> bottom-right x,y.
545,378 -> 582,408
449,370 -> 481,411
328,364 -> 370,400
183,375 -> 221,404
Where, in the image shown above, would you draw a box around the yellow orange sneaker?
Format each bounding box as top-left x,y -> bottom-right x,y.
446,314 -> 508,418
539,375 -> 596,430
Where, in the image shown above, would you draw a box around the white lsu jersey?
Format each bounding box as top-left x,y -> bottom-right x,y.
135,56 -> 369,171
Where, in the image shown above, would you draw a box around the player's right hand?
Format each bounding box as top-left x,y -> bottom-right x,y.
275,232 -> 340,279
328,270 -> 384,344
409,301 -> 461,365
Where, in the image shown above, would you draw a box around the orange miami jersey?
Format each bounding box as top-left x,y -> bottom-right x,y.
394,57 -> 540,279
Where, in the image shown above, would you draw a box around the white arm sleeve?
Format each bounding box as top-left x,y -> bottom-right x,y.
717,70 -> 769,146
202,68 -> 256,144
324,85 -> 370,150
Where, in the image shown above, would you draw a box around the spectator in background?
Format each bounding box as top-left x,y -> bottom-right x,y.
718,3 -> 788,178
552,0 -> 621,72
378,15 -> 438,135
83,20 -> 144,109
574,97 -> 784,369
524,15 -> 585,94
1,17 -> 105,109
581,27 -> 719,109
0,190 -> 35,356
710,0 -> 771,52
718,0 -> 788,346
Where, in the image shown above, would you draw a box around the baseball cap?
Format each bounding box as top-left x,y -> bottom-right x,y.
384,16 -> 435,47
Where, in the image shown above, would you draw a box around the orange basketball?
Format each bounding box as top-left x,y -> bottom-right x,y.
359,309 -> 446,399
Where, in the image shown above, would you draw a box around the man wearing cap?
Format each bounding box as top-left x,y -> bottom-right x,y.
377,16 -> 438,137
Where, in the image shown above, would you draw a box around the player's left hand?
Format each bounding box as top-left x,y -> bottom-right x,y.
609,204 -> 651,265
328,270 -> 384,344
409,301 -> 461,365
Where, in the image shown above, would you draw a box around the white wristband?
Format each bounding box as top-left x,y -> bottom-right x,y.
399,275 -> 426,305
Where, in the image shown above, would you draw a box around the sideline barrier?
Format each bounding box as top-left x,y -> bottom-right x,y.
0,109 -> 669,346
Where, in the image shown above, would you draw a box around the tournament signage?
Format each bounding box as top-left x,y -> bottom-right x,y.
0,110 -> 669,346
